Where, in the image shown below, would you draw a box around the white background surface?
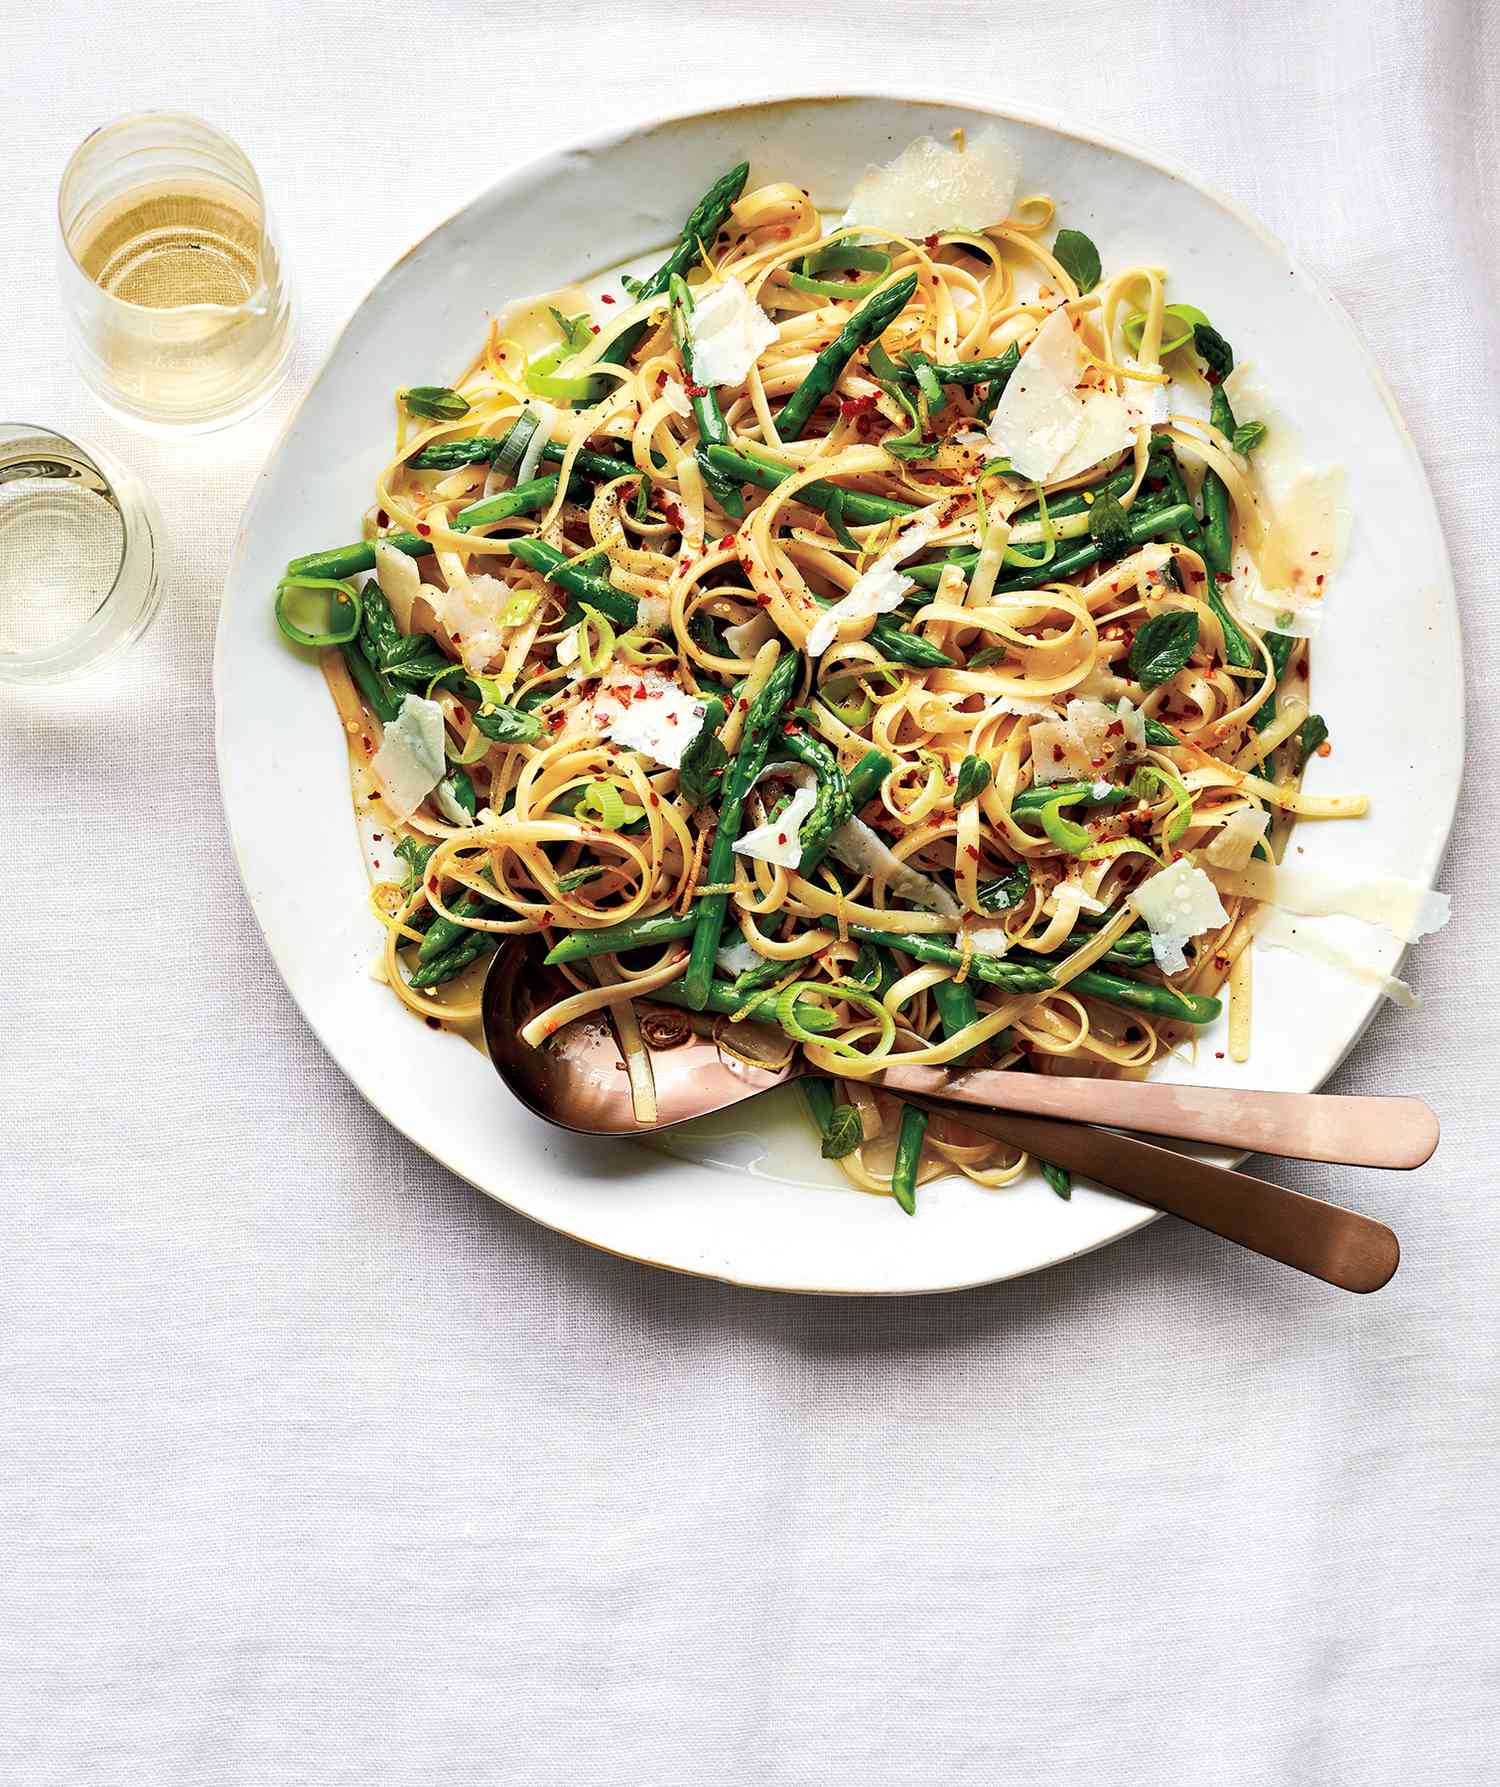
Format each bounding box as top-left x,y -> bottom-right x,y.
1,2 -> 1496,1781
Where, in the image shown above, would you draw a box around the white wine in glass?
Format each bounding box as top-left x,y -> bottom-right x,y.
57,113 -> 292,434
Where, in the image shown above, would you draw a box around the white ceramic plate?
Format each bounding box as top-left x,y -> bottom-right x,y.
216,93 -> 1460,1294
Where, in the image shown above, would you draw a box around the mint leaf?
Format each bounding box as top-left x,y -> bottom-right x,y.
955,755 -> 991,806
1297,713 -> 1329,772
1232,419 -> 1267,455
1052,228 -> 1101,294
977,859 -> 1031,912
678,714 -> 728,809
821,1102 -> 864,1160
1129,609 -> 1199,689
1088,492 -> 1132,550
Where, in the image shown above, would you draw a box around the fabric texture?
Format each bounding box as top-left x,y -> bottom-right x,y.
2,3 -> 1496,1782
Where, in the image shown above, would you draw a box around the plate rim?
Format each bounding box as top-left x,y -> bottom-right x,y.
215,84 -> 1463,1294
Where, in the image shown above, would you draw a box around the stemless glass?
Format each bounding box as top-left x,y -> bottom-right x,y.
0,424 -> 163,684
57,112 -> 293,434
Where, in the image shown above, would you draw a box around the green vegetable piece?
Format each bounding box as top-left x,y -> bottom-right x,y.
1088,493 -> 1132,550
394,836 -> 434,897
1130,609 -> 1199,689
444,768 -> 478,819
340,638 -> 399,724
556,866 -> 605,893
821,1102 -> 864,1160
677,698 -> 729,809
1232,419 -> 1267,456
274,575 -> 361,648
589,163 -> 751,389
1192,321 -> 1235,381
977,860 -> 1031,912
932,978 -> 981,1065
404,386 -> 470,421
1039,1159 -> 1073,1200
1052,228 -> 1102,294
544,912 -> 696,966
777,272 -> 919,440
955,755 -> 991,806
472,703 -> 543,745
1038,796 -> 1091,854
668,274 -> 745,518
891,1104 -> 928,1215
682,650 -> 801,1009
1298,713 -> 1329,771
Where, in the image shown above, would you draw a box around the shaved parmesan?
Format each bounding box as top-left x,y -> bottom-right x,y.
1122,360 -> 1171,426
724,612 -> 776,658
987,309 -> 1134,482
715,937 -> 764,977
660,379 -> 693,419
842,127 -> 1021,238
1028,697 -> 1127,784
1204,805 -> 1270,871
600,670 -> 707,769
1220,365 -> 1350,635
966,921 -> 1012,957
437,569 -> 512,676
371,695 -> 447,822
1256,910 -> 1419,1009
687,278 -> 778,388
734,778 -> 819,869
829,816 -> 960,917
635,593 -> 669,634
374,541 -> 423,631
987,308 -> 1086,480
806,515 -> 938,657
1115,697 -> 1147,748
1210,860 -> 1450,943
1130,859 -> 1229,974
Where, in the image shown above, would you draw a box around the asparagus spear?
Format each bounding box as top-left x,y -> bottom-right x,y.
286,472 -> 582,583
704,444 -> 918,528
650,976 -> 836,1037
589,163 -> 751,388
890,351 -> 1022,388
407,435 -> 639,480
890,1104 -> 927,1214
1199,382 -> 1237,578
407,928 -> 498,990
1252,629 -> 1299,733
546,910 -> 696,966
669,274 -> 744,518
904,500 -> 1193,591
1148,446 -> 1252,667
776,274 -> 920,441
932,978 -> 982,1063
816,921 -> 1056,992
780,729 -> 853,871
682,650 -> 801,1008
507,537 -> 638,629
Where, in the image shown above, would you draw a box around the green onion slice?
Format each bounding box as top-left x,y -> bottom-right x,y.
788,244 -> 893,300
1122,304 -> 1211,357
274,575 -> 362,647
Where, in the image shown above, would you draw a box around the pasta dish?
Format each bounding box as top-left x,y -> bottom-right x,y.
273,131 -> 1373,1212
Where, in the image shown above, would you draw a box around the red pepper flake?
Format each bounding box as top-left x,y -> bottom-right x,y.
840,394 -> 878,419
964,845 -> 980,860
371,832 -> 383,842
361,735 -> 372,753
590,325 -> 600,335
923,233 -> 939,249
376,509 -> 389,528
685,382 -> 708,398
546,711 -> 564,730
416,523 -> 431,537
648,793 -> 661,807
1214,1049 -> 1226,1059
426,877 -> 438,892
754,591 -> 771,607
1316,740 -> 1331,757
774,225 -> 791,238
601,293 -> 615,304
777,832 -> 788,844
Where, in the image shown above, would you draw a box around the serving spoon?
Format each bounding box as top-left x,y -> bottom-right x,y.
480,937 -> 1437,1167
479,939 -> 1405,1293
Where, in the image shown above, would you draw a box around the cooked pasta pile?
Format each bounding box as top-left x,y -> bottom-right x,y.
274,131 -> 1364,1211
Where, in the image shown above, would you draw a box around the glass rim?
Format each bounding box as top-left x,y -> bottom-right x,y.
56,108 -> 272,320
0,422 -> 141,675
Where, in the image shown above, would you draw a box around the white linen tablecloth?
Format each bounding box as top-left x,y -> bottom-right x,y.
2,3 -> 1496,1781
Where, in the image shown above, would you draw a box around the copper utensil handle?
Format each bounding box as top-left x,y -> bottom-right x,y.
877,1068 -> 1438,1169
903,1097 -> 1399,1293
